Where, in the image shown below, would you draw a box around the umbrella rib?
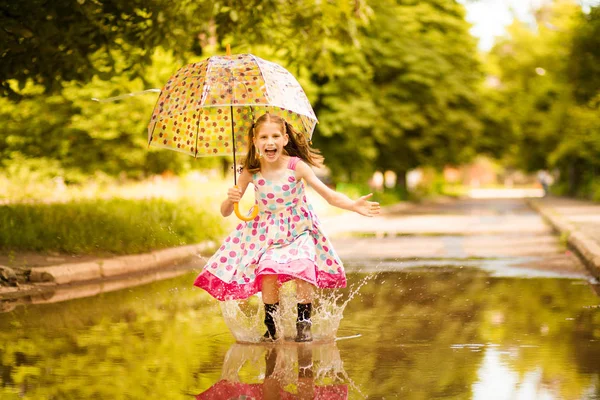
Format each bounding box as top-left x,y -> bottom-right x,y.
247,54 -> 317,141
194,110 -> 200,158
248,54 -> 273,109
195,60 -> 211,158
147,88 -> 164,145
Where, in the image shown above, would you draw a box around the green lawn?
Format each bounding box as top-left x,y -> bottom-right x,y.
0,172 -> 365,255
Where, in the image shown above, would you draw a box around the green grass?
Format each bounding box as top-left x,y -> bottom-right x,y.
0,170 -> 408,255
0,198 -> 225,255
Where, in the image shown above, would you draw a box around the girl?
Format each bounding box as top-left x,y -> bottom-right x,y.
194,113 -> 380,342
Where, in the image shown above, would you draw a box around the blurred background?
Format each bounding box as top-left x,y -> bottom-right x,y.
0,0 -> 598,246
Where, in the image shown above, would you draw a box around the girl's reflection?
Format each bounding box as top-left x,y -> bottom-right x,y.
196,342 -> 349,399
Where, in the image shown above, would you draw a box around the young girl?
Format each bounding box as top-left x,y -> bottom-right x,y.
193,113 -> 380,342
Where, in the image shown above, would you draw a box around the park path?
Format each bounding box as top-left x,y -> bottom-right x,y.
2,194 -> 597,307
322,196 -> 589,277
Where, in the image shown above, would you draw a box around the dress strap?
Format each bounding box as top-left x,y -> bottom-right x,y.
287,157 -> 301,170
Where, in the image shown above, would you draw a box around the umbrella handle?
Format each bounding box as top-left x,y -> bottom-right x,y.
234,202 -> 259,221
232,184 -> 259,221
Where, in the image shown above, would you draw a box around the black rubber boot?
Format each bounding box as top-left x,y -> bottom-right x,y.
298,345 -> 314,379
265,348 -> 278,377
295,303 -> 313,342
262,302 -> 279,341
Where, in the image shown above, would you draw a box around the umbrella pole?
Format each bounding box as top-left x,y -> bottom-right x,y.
229,105 -> 259,221
226,43 -> 235,185
230,105 -> 237,186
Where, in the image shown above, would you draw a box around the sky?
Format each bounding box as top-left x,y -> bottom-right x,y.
460,0 -> 599,51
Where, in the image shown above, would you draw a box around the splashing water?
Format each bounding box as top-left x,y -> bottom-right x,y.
219,273 -> 378,343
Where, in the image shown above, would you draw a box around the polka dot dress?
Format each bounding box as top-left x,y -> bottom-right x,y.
194,157 -> 346,301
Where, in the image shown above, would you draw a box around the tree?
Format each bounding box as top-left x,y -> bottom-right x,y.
484,1 -> 600,198
309,0 -> 483,188
365,0 -> 482,190
568,6 -> 600,104
0,0 -> 197,98
0,1 -> 372,179
0,0 -> 372,100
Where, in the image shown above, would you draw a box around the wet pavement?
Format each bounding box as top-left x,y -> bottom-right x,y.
325,197 -> 588,276
0,270 -> 598,399
1,197 -> 599,399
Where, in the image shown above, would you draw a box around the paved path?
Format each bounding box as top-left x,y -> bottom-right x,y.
528,196 -> 600,279
1,196 -> 598,303
322,197 -> 590,277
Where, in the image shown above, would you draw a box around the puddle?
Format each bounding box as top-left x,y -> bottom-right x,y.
0,269 -> 598,399
344,257 -> 592,280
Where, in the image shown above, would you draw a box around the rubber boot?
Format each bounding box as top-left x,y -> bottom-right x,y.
298,346 -> 314,378
295,303 -> 313,342
262,302 -> 279,341
265,348 -> 278,377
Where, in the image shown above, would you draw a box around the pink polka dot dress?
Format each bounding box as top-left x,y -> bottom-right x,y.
194,157 -> 346,300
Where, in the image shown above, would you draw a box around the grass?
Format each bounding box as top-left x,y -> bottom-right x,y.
0,198 -> 225,255
0,170 -> 367,255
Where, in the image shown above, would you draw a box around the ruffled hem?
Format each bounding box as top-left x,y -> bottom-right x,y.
196,380 -> 348,400
194,259 -> 346,301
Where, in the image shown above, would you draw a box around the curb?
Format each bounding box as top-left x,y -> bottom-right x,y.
528,199 -> 600,279
27,241 -> 215,285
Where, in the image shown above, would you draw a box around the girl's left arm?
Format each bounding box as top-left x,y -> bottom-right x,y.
296,161 -> 381,217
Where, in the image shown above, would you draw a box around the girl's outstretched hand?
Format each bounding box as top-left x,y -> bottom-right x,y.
354,193 -> 381,217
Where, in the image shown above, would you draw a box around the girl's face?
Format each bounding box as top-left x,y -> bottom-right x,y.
253,122 -> 289,163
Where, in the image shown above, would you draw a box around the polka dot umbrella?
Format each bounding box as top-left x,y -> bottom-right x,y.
148,47 -> 317,221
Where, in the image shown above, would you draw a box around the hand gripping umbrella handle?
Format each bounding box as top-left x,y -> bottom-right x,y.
233,185 -> 259,221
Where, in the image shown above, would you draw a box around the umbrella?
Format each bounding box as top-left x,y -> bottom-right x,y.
148,46 -> 318,221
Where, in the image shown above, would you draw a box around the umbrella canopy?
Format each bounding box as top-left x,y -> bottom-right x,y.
147,53 -> 317,158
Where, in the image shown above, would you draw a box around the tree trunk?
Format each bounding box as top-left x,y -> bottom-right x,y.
568,161 -> 581,197
221,158 -> 231,179
394,168 -> 408,199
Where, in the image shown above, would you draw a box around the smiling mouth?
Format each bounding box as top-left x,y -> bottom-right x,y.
264,149 -> 277,156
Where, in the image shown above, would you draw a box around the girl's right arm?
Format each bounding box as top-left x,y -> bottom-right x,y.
296,161 -> 380,217
220,169 -> 252,217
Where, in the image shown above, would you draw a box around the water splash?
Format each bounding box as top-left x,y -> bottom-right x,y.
219,273 -> 378,343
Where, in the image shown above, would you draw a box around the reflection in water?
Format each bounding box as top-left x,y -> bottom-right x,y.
196,342 -> 352,399
473,347 -> 556,399
0,270 -> 598,399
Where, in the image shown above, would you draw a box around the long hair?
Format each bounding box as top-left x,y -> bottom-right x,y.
242,113 -> 323,173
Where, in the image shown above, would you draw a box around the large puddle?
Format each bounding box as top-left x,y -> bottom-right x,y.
1,269 -> 599,399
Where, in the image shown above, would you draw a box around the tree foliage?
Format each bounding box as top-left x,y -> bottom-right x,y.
568,6 -> 600,104
483,1 -> 600,198
312,0 -> 482,185
0,0 -> 197,98
368,0 -> 482,177
2,0 -> 595,197
0,0 -> 371,99
0,0 -> 375,182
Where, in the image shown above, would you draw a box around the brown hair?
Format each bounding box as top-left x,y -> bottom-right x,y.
242,113 -> 323,173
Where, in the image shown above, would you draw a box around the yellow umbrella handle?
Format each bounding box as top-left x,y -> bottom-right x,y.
232,185 -> 259,221
234,203 -> 259,221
